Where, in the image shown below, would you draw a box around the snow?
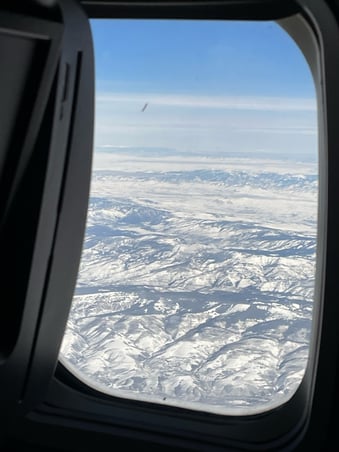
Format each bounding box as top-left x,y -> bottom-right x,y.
60,148 -> 318,415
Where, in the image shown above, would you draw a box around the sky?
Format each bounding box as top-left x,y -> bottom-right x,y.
91,19 -> 317,161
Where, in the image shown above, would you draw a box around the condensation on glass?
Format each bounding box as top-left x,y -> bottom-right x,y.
59,19 -> 318,415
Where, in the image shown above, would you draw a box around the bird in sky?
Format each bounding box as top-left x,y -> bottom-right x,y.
141,102 -> 148,112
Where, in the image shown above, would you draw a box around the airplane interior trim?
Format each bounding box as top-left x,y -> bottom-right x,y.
1,0 -> 339,450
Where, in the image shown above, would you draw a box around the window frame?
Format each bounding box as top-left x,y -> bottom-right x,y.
5,0 -> 339,450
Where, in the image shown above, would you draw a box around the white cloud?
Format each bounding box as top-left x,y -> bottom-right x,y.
96,92 -> 316,113
237,126 -> 317,135
93,91 -> 317,158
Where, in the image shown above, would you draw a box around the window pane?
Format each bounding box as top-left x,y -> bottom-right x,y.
59,19 -> 318,415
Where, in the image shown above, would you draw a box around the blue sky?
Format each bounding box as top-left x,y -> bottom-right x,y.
91,19 -> 317,160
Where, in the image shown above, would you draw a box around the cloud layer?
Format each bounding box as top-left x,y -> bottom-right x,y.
96,92 -> 316,113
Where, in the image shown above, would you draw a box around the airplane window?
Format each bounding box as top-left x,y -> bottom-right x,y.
59,19 -> 318,415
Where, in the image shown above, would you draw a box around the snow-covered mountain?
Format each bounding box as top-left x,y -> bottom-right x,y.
60,150 -> 318,415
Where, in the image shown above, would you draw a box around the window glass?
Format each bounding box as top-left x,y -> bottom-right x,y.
59,19 -> 318,415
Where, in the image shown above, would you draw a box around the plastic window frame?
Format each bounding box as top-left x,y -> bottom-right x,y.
20,1 -> 339,450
